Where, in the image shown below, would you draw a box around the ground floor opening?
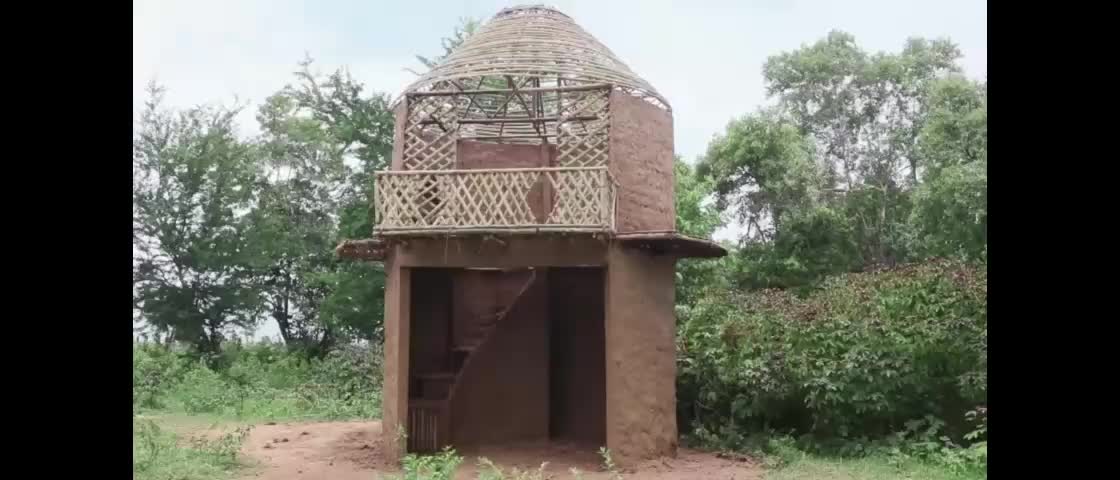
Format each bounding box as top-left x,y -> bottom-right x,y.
405,266 -> 606,453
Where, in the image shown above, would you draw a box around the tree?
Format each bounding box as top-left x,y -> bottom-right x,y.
908,76 -> 987,261
697,110 -> 822,241
133,83 -> 262,354
412,17 -> 481,72
761,32 -> 963,267
673,158 -> 728,308
246,59 -> 397,351
697,31 -> 981,288
243,89 -> 346,355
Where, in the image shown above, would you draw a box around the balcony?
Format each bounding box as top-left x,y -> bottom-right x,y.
373,166 -> 616,235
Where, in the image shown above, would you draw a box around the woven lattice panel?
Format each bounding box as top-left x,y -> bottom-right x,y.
374,167 -> 615,233
557,88 -> 610,167
403,95 -> 460,170
544,168 -> 612,225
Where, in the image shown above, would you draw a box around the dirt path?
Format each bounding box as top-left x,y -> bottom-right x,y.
237,420 -> 763,480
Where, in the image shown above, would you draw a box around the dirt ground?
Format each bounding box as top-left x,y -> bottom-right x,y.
235,420 -> 764,480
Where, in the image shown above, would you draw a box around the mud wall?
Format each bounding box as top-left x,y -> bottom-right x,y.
605,246 -> 678,465
451,269 -> 550,446
381,252 -> 411,459
548,267 -> 606,445
608,91 -> 675,233
408,269 -> 453,375
393,236 -> 608,269
456,140 -> 558,222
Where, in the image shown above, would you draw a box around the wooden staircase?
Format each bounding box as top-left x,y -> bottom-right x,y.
406,270 -> 536,453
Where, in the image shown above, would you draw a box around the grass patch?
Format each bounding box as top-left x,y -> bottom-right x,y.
766,454 -> 983,480
133,416 -> 253,480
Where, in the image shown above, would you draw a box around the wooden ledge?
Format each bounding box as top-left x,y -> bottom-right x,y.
613,231 -> 728,259
335,238 -> 390,261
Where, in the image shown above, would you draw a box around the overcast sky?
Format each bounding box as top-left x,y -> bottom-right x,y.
134,0 -> 986,162
134,0 -> 986,341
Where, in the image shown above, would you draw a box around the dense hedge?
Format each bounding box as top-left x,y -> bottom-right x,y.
676,259 -> 986,447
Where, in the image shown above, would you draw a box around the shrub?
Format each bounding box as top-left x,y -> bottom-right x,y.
132,340 -> 382,421
678,259 -> 986,446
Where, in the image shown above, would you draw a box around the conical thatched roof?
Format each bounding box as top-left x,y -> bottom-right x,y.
399,4 -> 668,110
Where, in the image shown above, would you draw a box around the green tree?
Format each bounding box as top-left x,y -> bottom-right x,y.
673,158 -> 728,308
244,89 -> 346,355
244,59 -> 396,349
697,110 -> 822,240
762,32 -> 963,267
698,31 -> 981,288
909,76 -> 987,261
133,83 -> 261,354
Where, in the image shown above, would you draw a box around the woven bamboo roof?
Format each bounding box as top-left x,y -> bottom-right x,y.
397,4 -> 669,110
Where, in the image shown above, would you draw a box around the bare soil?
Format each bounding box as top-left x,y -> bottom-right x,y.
236,420 -> 764,480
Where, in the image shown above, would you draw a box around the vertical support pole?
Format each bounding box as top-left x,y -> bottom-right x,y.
382,250 -> 411,459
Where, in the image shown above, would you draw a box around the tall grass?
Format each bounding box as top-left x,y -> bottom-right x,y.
133,341 -> 382,421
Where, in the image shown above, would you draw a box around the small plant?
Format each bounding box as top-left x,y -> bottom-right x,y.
477,457 -> 553,480
133,419 -> 166,472
385,446 -> 463,480
598,447 -> 623,480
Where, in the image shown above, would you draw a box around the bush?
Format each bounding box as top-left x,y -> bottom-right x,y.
678,259 -> 986,446
132,341 -> 382,421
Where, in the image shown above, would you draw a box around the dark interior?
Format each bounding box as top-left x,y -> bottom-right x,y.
547,267 -> 606,446
406,267 -> 605,451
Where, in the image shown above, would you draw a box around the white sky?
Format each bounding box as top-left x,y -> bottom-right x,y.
133,0 -> 986,340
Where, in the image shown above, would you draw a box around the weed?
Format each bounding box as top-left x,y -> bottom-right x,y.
598,447 -> 623,480
477,457 -> 553,480
380,446 -> 463,480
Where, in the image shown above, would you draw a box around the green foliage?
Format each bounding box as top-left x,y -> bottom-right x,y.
386,447 -> 464,480
673,159 -> 732,308
133,83 -> 263,354
134,56 -> 394,354
133,341 -> 381,421
678,260 -> 986,445
909,161 -> 986,261
244,58 -> 394,352
133,417 -> 251,480
697,31 -> 986,289
697,111 -> 821,239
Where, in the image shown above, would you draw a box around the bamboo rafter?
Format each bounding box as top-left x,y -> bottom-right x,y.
401,85 -> 611,168
373,167 -> 616,234
393,5 -> 669,112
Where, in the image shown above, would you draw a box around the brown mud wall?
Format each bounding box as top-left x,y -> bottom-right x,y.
456,140 -> 558,221
381,252 -> 411,459
548,267 -> 606,446
451,269 -> 550,446
605,246 -> 678,465
393,236 -> 607,269
608,91 -> 675,233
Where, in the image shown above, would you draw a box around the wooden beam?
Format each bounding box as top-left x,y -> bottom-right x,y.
407,83 -> 612,97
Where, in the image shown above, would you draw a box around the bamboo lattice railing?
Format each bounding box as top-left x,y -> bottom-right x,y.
373,166 -> 616,234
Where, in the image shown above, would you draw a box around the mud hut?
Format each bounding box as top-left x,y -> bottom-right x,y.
337,4 -> 726,466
